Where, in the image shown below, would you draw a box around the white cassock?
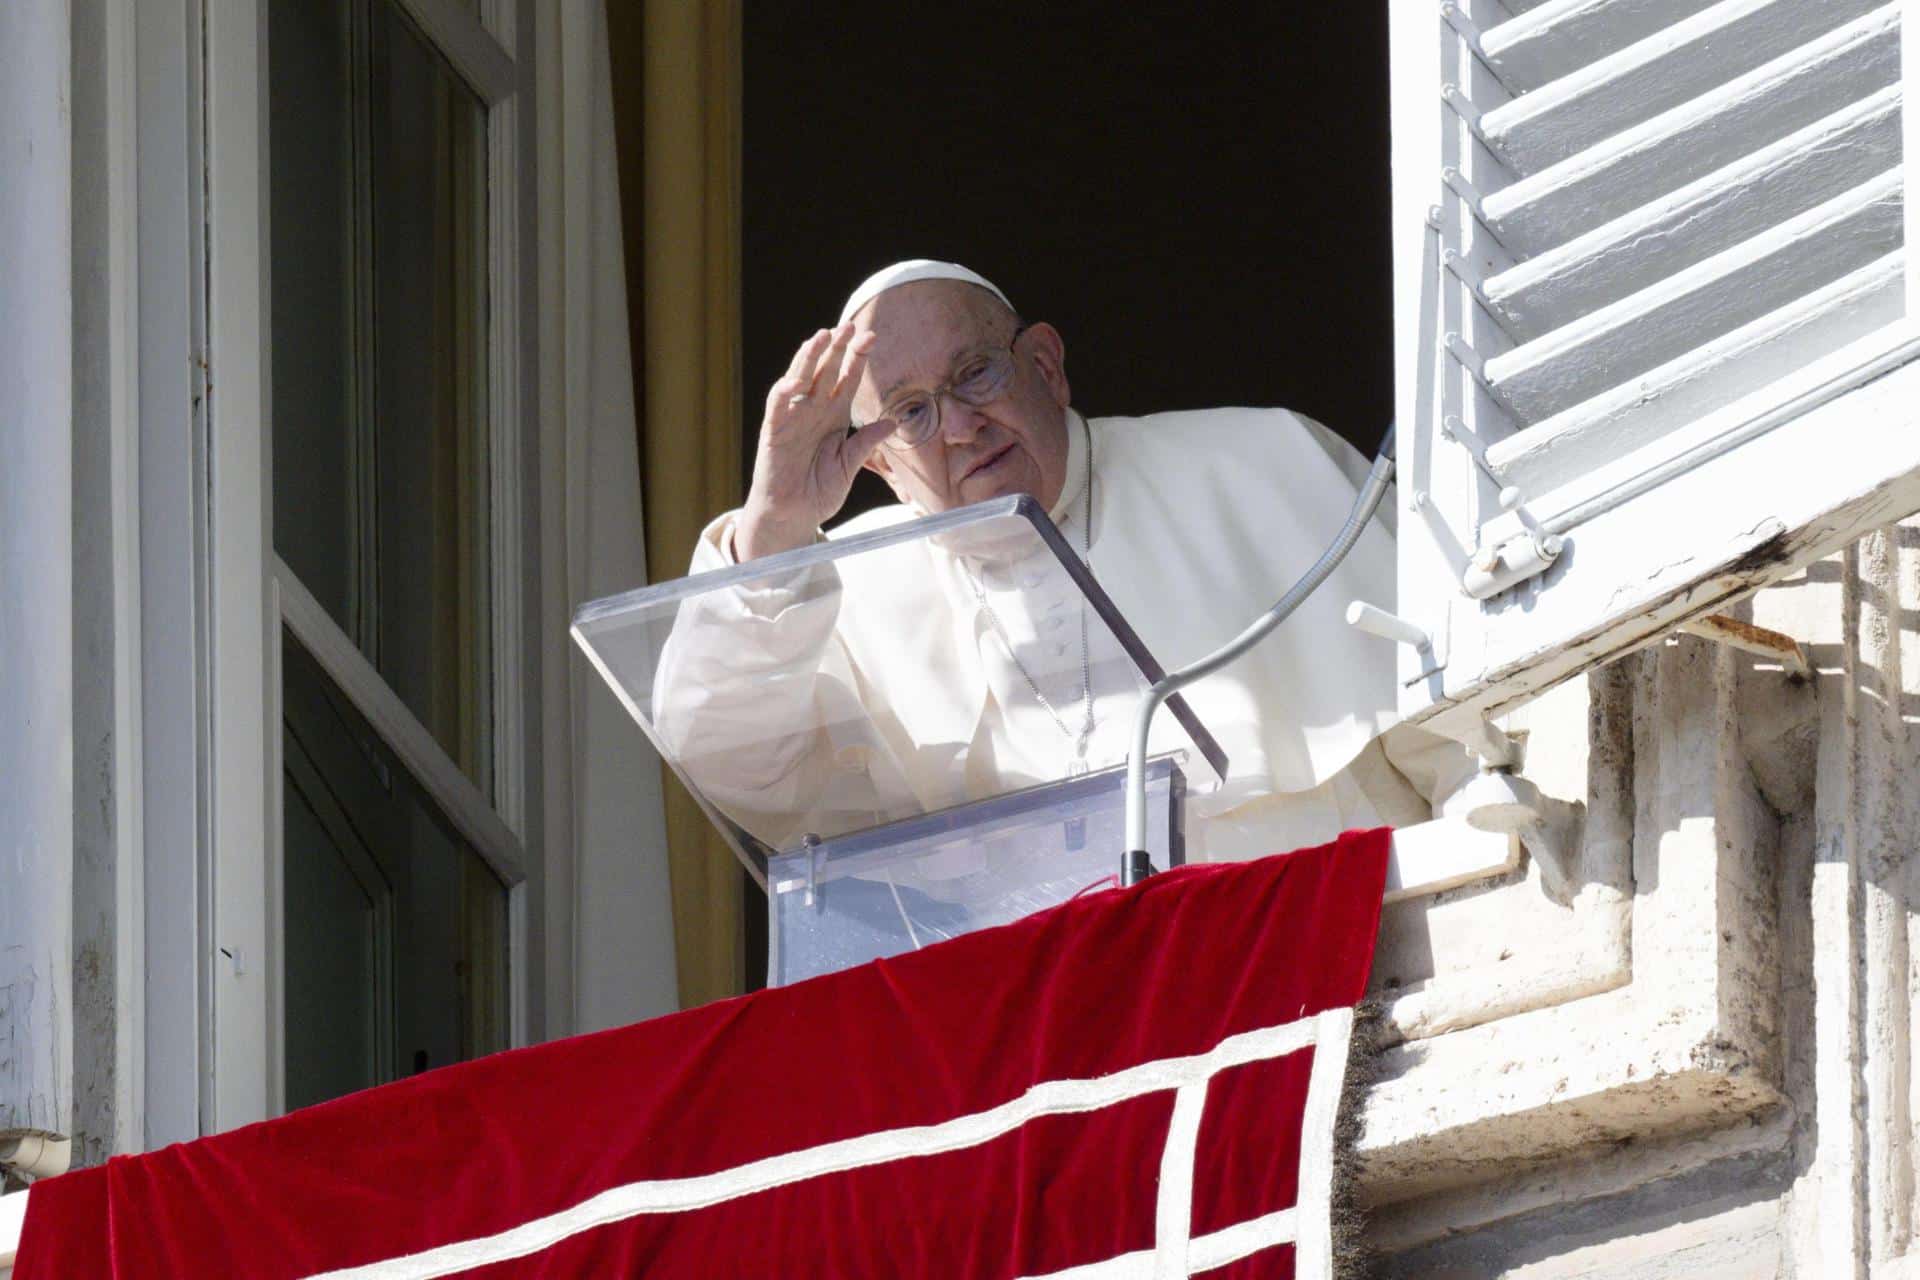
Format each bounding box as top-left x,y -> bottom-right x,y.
653,406 -> 1474,860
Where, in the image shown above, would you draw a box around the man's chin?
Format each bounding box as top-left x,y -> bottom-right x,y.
957,456 -> 1039,506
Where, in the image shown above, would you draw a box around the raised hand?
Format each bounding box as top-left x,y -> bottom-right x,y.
734,322 -> 896,561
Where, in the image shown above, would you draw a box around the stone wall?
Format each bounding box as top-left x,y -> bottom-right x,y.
1359,519 -> 1920,1277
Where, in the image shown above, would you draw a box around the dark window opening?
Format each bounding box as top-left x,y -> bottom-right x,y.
740,5 -> 1394,990
743,4 -> 1394,520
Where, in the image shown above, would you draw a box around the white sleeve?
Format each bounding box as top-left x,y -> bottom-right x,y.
650,510 -> 909,850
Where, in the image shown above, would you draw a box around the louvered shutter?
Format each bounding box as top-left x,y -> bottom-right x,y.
1388,0 -> 1920,738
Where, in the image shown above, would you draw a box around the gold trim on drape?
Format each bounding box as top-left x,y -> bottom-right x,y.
608,0 -> 745,1008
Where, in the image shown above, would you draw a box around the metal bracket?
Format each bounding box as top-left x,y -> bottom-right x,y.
1681,613 -> 1811,678
1440,413 -> 1498,478
1442,248 -> 1492,304
1440,166 -> 1489,223
1443,246 -> 1523,347
1461,474 -> 1566,598
1444,332 -> 1515,416
1440,82 -> 1487,139
1439,164 -> 1518,262
1346,600 -> 1447,684
801,833 -> 822,908
1347,600 -> 1430,651
1438,2 -> 1489,56
1463,529 -> 1565,599
0,1130 -> 71,1184
1443,330 -> 1489,384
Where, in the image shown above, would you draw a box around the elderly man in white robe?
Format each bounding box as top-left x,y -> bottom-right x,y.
656,260 -> 1474,862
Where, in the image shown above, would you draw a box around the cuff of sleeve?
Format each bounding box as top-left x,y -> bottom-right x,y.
692,510 -> 838,622
697,510 -> 827,569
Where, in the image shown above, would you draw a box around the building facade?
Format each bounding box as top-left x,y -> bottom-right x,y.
6,0 -> 1920,1276
0,0 -> 697,1170
1359,1 -> 1920,1273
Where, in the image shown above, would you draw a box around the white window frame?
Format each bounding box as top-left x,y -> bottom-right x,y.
202,0 -> 535,1130
1387,0 -> 1920,744
126,0 -> 216,1151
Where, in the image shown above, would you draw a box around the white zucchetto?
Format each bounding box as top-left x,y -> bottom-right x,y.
838,260 -> 1015,326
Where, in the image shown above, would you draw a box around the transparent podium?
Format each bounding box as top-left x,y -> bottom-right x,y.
572,496 -> 1227,986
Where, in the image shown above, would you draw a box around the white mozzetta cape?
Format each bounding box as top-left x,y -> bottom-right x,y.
662,407 -> 1436,858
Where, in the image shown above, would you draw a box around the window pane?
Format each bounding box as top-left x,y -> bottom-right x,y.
282,630 -> 508,1111
269,0 -> 493,797
283,761 -> 386,1108
268,0 -> 356,630
368,0 -> 493,792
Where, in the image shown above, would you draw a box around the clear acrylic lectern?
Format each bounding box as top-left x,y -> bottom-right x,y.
572,495 -> 1227,985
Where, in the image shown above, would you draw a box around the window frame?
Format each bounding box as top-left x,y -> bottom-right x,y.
202,0 -> 534,1130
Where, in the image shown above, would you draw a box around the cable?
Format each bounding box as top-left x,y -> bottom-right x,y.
1121,425 -> 1398,884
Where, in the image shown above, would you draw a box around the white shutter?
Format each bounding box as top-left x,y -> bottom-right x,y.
1388,0 -> 1920,740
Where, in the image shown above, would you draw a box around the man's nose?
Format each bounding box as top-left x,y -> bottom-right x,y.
938,393 -> 987,444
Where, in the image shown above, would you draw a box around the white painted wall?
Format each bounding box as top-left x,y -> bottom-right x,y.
0,0 -> 76,1143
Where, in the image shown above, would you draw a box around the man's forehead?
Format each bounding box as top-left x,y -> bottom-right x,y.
855,281 -> 1010,400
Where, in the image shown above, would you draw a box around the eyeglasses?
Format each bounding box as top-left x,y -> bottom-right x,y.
864,324 -> 1032,451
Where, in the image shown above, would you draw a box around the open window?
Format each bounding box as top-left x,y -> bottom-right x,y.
1388,0 -> 1920,738
202,0 -> 534,1127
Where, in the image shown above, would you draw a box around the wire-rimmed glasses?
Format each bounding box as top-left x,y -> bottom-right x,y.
862,324 -> 1032,451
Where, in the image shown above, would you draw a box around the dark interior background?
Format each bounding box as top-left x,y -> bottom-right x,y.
739,3 -> 1393,986
743,2 -> 1394,518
